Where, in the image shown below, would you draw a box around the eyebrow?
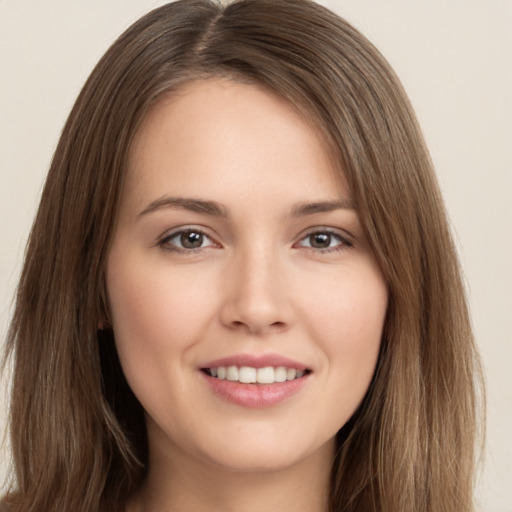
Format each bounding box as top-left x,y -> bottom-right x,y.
138,196 -> 229,218
138,196 -> 356,218
289,199 -> 357,217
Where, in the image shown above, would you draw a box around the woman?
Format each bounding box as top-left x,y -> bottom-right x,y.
1,0 -> 484,510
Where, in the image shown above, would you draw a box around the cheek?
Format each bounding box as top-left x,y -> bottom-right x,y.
306,260 -> 386,338
301,262 -> 387,395
105,252 -> 216,384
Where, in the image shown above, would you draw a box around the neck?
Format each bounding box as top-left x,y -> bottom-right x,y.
128,438 -> 334,512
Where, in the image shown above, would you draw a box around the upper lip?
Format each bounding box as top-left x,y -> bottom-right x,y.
201,353 -> 309,371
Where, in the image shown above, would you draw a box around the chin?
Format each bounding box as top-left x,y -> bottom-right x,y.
190,428 -> 336,475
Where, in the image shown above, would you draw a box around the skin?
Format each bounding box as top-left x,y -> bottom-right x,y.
106,78 -> 388,512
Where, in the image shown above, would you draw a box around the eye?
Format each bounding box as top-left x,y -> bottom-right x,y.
295,230 -> 352,252
159,228 -> 218,252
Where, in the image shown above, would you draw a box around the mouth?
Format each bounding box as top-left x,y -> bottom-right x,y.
201,366 -> 311,384
200,355 -> 312,407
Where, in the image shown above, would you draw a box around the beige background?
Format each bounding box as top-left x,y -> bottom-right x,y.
1,1 -> 511,510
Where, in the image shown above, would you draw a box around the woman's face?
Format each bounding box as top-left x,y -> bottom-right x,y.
106,78 -> 388,474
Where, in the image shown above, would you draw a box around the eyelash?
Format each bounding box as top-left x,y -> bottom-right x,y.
158,227 -> 217,254
157,227 -> 353,254
294,229 -> 353,253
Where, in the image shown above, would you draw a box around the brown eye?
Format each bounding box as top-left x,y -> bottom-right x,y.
296,230 -> 352,252
309,233 -> 331,248
180,231 -> 204,249
159,228 -> 217,252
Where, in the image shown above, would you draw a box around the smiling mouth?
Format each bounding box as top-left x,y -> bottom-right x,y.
202,366 -> 311,384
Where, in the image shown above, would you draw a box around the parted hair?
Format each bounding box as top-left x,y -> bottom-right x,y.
2,0 -> 483,510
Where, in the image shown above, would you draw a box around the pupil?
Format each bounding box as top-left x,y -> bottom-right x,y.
310,233 -> 330,248
181,231 -> 203,249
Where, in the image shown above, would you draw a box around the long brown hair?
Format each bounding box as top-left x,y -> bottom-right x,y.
2,1 -> 484,510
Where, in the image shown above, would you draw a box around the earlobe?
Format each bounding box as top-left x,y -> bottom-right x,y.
97,321 -> 112,330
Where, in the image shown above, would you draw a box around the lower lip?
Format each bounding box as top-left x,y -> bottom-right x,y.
201,372 -> 309,408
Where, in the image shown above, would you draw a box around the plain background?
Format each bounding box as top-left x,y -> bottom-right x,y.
0,1 -> 510,510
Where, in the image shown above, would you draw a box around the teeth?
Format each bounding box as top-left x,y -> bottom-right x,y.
257,366 -> 275,384
274,367 -> 287,382
226,365 -> 239,381
286,368 -> 297,380
207,365 -> 307,384
239,366 -> 257,383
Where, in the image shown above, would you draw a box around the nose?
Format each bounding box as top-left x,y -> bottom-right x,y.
219,247 -> 294,336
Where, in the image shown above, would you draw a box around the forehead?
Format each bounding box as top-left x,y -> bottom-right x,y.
124,78 -> 348,214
